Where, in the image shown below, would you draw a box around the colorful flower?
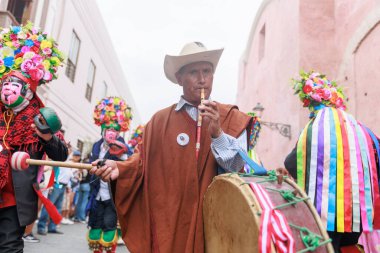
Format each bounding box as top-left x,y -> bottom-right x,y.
24,39 -> 34,47
50,56 -> 61,66
93,96 -> 133,132
23,51 -> 35,59
128,125 -> 144,149
14,57 -> 23,67
17,31 -> 27,40
43,71 -> 53,81
292,70 -> 347,112
303,98 -> 311,107
3,56 -> 14,67
40,40 -> 52,49
10,34 -> 17,41
0,21 -> 65,86
12,40 -> 20,48
42,59 -> 51,70
5,41 -> 13,48
311,93 -> 322,102
303,84 -> 313,94
21,59 -> 33,72
330,92 -> 338,104
336,97 -> 344,108
29,66 -> 44,81
11,26 -> 21,33
32,54 -> 43,65
42,47 -> 52,55
321,89 -> 331,100
30,34 -> 38,41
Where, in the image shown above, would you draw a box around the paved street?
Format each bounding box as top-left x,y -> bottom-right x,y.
24,223 -> 129,253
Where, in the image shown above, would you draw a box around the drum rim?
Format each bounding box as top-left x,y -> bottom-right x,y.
204,174 -> 334,253
204,174 -> 277,253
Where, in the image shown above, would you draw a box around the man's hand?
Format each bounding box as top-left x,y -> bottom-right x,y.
90,159 -> 119,182
198,100 -> 222,138
31,123 -> 53,141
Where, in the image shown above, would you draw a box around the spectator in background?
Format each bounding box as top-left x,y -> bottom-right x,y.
60,150 -> 81,225
37,164 -> 72,235
74,153 -> 91,223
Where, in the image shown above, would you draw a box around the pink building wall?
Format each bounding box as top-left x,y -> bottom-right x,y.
237,0 -> 380,169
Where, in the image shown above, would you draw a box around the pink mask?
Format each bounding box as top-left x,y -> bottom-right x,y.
104,129 -> 119,144
1,79 -> 26,108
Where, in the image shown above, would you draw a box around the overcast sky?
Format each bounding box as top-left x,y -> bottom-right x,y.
96,0 -> 261,124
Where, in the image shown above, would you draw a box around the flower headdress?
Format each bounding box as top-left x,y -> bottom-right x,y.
93,96 -> 132,132
0,21 -> 65,92
292,70 -> 346,113
128,125 -> 144,148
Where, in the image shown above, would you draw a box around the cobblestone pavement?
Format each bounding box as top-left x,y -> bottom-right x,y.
24,222 -> 129,253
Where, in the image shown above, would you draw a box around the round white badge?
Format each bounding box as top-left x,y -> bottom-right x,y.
0,143 -> 3,152
177,133 -> 189,146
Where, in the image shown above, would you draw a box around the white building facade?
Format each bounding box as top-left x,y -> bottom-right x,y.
0,0 -> 140,156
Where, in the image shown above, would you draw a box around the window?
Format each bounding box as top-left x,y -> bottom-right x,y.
7,0 -> 32,24
258,24 -> 266,62
77,139 -> 84,154
85,60 -> 96,101
65,31 -> 81,82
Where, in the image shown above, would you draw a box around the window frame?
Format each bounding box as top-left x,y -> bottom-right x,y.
65,30 -> 81,82
85,60 -> 96,102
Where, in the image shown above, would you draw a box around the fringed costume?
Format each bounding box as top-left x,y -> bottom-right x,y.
285,71 -> 379,252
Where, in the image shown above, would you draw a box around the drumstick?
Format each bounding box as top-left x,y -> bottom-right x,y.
196,88 -> 205,159
11,151 -> 93,171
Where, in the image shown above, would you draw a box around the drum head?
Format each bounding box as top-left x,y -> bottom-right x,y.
203,175 -> 265,253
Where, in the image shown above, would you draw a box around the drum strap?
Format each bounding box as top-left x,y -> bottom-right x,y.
250,183 -> 295,253
238,149 -> 267,175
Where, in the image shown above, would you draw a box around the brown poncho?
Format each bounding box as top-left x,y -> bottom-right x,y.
115,103 -> 251,253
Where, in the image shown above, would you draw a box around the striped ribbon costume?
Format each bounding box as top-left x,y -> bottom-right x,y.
296,107 -> 380,233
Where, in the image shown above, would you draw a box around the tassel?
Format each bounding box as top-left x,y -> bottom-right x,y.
32,172 -> 62,224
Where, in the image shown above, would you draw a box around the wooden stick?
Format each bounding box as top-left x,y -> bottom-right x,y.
196,88 -> 205,159
26,159 -> 93,170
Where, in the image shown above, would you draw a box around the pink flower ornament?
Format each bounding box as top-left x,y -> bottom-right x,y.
322,89 -> 332,100
32,55 -> 43,65
28,66 -> 44,81
43,71 -> 53,81
21,46 -> 30,53
42,47 -> 52,55
21,59 -> 33,72
311,93 -> 322,102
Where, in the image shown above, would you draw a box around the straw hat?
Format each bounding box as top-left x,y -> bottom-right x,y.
164,42 -> 224,84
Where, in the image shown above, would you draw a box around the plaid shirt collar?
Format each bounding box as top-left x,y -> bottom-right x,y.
175,96 -> 194,111
174,96 -> 212,111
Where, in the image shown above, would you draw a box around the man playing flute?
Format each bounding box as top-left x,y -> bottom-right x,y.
91,41 -> 252,253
